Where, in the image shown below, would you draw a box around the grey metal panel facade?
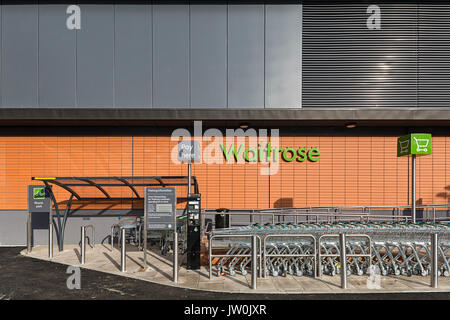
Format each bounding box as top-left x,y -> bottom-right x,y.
0,3 -> 302,110
302,4 -> 418,108
39,5 -> 77,108
1,3 -> 38,107
152,5 -> 190,108
0,210 -> 127,246
265,4 -> 302,108
227,4 -> 265,108
114,4 -> 152,108
190,5 -> 227,108
418,5 -> 450,108
76,5 -> 114,108
0,211 -> 27,246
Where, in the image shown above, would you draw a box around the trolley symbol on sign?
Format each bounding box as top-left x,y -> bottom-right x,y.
413,137 -> 429,153
398,140 -> 410,154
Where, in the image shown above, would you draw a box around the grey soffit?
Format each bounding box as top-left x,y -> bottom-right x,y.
2,108 -> 450,121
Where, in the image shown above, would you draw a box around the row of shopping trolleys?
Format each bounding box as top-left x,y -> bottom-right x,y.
211,221 -> 450,278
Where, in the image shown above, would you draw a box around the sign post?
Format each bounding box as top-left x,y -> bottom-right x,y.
178,140 -> 200,196
144,187 -> 177,282
178,141 -> 202,270
397,133 -> 432,223
27,185 -> 51,253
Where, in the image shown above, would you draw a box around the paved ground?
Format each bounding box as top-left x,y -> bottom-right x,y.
1,245 -> 446,300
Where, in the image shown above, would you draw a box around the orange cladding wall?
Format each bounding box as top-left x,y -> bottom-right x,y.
0,135 -> 449,210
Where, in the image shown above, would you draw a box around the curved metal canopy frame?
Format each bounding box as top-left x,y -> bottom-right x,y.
31,176 -> 199,252
32,176 -> 198,201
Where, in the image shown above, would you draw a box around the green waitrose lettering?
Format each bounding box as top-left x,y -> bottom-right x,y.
220,144 -> 320,163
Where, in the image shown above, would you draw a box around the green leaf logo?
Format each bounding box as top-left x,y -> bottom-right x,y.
33,187 -> 45,199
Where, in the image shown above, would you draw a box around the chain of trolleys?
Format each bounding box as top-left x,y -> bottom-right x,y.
210,221 -> 450,278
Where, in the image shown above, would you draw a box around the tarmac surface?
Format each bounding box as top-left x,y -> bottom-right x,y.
0,246 -> 448,300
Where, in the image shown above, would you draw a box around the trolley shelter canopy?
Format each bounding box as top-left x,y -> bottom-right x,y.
30,176 -> 198,251
32,176 -> 198,202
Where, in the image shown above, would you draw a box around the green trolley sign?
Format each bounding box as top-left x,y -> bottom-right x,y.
397,133 -> 432,224
397,133 -> 432,157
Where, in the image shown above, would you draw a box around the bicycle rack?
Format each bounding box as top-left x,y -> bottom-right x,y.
110,224 -> 120,252
80,225 -> 95,265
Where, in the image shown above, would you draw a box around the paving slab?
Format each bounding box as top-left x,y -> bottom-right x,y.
21,245 -> 450,295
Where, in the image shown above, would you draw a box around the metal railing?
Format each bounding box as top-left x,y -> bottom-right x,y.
80,225 -> 95,265
318,234 -> 372,289
263,234 -> 316,278
203,203 -> 450,227
209,234 -> 261,289
207,231 -> 444,289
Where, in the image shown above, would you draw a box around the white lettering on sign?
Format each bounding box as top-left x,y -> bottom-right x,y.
66,5 -> 81,30
367,5 -> 381,30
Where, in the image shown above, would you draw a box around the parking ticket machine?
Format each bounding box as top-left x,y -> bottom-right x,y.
186,193 -> 201,269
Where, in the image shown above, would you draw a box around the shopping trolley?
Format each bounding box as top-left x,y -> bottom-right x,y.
211,221 -> 450,278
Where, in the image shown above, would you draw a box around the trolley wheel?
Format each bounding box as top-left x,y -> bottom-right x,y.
421,270 -> 428,277
444,270 -> 449,277
395,269 -> 401,276
241,270 -> 247,276
407,270 -> 413,277
357,269 -> 363,276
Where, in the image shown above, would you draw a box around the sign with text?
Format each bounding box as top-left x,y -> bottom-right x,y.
28,185 -> 50,212
178,140 -> 200,162
145,187 -> 176,231
397,133 -> 432,157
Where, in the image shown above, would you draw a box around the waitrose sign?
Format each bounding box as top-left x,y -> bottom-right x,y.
221,143 -> 320,162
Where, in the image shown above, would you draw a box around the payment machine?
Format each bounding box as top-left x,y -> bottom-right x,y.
186,193 -> 201,269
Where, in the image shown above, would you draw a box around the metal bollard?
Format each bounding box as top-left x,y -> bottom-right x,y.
252,235 -> 257,289
173,231 -> 178,283
27,212 -> 32,253
121,228 -> 126,272
431,233 -> 438,288
209,236 -> 212,280
48,217 -> 53,259
81,226 -> 86,265
339,233 -> 347,289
